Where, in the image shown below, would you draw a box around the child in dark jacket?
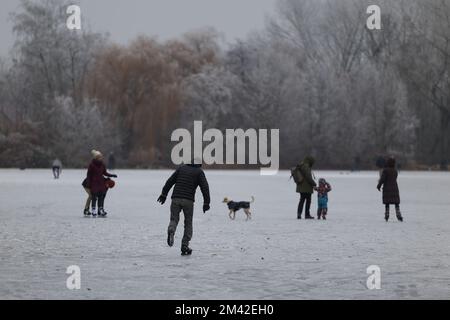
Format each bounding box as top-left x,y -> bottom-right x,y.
314,178 -> 332,220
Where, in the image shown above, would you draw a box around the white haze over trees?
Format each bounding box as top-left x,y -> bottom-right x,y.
0,0 -> 448,169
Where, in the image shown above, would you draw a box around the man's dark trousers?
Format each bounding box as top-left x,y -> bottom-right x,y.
169,198 -> 194,247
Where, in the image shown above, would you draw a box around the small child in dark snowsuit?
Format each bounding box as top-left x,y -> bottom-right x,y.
314,178 -> 332,220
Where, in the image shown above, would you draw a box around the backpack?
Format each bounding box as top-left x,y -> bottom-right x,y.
290,166 -> 304,184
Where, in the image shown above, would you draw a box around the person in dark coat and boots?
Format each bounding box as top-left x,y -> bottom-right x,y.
85,150 -> 117,217
294,156 -> 317,219
377,156 -> 403,222
157,160 -> 211,256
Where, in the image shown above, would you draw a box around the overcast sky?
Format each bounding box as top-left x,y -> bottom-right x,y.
0,0 -> 278,56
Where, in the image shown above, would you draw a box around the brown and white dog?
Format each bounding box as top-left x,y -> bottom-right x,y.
223,196 -> 255,221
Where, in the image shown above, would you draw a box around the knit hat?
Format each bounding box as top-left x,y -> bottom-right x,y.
386,156 -> 396,168
91,149 -> 103,159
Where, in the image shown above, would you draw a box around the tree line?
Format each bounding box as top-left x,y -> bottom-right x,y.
0,0 -> 449,170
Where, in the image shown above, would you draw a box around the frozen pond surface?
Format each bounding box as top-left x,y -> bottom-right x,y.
0,169 -> 449,299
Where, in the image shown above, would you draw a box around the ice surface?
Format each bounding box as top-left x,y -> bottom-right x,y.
0,169 -> 449,299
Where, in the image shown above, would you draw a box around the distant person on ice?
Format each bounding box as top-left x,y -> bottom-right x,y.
157,160 -> 211,256
292,156 -> 317,219
52,158 -> 62,179
85,150 -> 117,217
314,178 -> 332,220
108,152 -> 116,171
377,156 -> 403,222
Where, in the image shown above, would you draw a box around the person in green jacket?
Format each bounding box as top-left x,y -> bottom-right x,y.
294,156 -> 317,219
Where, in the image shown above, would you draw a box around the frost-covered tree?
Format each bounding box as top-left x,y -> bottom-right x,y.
181,65 -> 239,128
1,0 -> 115,167
0,0 -> 446,169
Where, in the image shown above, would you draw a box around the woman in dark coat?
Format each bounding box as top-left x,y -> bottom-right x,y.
377,156 -> 403,222
86,150 -> 117,217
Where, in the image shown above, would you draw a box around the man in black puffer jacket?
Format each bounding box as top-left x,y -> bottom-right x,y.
157,163 -> 211,255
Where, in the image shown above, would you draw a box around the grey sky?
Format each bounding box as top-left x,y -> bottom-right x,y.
0,0 -> 278,57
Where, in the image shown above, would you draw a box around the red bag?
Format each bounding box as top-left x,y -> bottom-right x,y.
105,179 -> 115,189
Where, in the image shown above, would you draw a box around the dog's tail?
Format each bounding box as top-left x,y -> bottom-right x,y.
250,196 -> 255,203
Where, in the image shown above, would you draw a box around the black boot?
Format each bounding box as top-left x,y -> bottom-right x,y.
305,214 -> 315,220
83,209 -> 91,216
167,230 -> 174,247
396,207 -> 403,222
181,245 -> 193,256
98,208 -> 108,217
384,205 -> 390,222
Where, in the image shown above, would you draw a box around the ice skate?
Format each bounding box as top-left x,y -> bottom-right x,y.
396,212 -> 403,222
91,208 -> 97,217
83,209 -> 91,217
181,246 -> 193,256
385,212 -> 389,222
167,230 -> 174,247
305,215 -> 315,220
98,208 -> 108,217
